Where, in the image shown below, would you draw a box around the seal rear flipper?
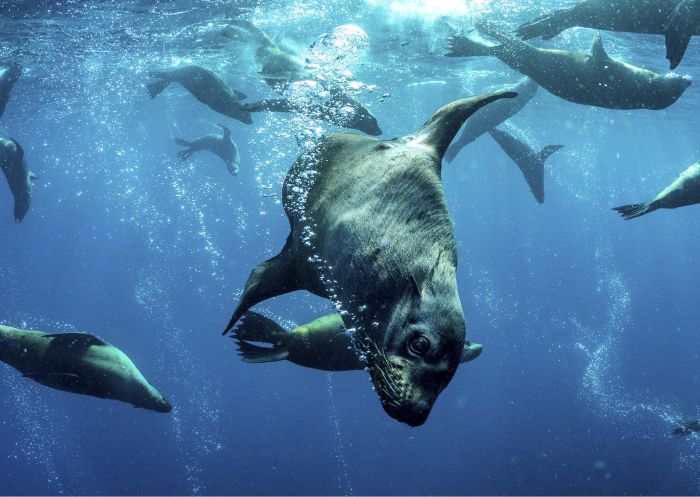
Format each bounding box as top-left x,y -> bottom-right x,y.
529,144 -> 564,204
146,79 -> 170,99
413,91 -> 517,162
234,311 -> 290,345
235,339 -> 290,364
612,202 -> 654,220
223,235 -> 300,335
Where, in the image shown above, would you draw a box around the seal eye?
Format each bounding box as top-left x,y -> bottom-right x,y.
409,336 -> 430,356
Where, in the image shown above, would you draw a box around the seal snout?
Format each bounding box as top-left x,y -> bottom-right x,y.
382,401 -> 431,427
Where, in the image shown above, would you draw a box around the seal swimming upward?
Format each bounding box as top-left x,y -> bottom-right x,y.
222,90 -> 516,426
0,136 -> 36,223
447,28 -> 691,110
489,126 -> 563,204
0,325 -> 172,412
232,311 -> 483,371
175,124 -> 241,176
147,65 -> 252,124
515,0 -> 699,70
241,83 -> 382,136
0,62 -> 21,119
613,161 -> 700,219
444,77 -> 538,164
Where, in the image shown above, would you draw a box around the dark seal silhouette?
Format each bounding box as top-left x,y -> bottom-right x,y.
175,124 -> 240,176
0,136 -> 36,223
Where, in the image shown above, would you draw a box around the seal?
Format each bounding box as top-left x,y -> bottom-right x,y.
233,311 -> 483,371
515,0 -> 699,69
0,62 -> 21,119
613,161 -> 700,219
444,77 -> 538,164
489,126 -> 563,204
222,90 -> 515,426
447,29 -> 691,110
0,324 -> 172,412
0,136 -> 36,223
147,65 -> 252,124
242,82 -> 382,136
175,124 -> 241,176
673,419 -> 700,437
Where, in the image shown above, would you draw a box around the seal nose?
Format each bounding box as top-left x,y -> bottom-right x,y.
382,402 -> 431,427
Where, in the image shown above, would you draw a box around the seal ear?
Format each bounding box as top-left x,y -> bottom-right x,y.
411,91 -> 517,159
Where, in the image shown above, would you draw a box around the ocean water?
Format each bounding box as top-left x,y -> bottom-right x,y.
1,0 -> 700,494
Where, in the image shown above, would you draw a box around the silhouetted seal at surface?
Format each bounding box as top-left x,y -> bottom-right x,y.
0,62 -> 21,119
515,0 -> 699,69
175,124 -> 241,176
0,136 -> 36,223
0,325 -> 172,412
489,126 -> 563,204
444,77 -> 538,164
147,65 -> 252,124
223,90 -> 515,426
233,311 -> 483,371
613,161 -> 700,219
447,29 -> 691,110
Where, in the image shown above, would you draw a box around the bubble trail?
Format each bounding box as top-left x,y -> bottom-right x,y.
326,373 -> 354,496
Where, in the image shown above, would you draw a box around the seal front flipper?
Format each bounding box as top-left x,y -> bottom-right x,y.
411,91 -> 517,160
43,333 -> 106,349
23,372 -> 85,391
223,235 -> 300,335
664,0 -> 699,69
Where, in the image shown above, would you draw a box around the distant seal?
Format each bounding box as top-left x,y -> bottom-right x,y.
673,419 -> 700,437
147,65 -> 252,124
222,91 -> 515,426
175,124 -> 241,176
444,77 -> 538,164
0,136 -> 36,223
233,311 -> 483,371
515,0 -> 699,69
447,29 -> 691,110
0,62 -> 21,119
489,126 -> 563,204
613,161 -> 700,219
242,81 -> 382,136
0,325 -> 172,412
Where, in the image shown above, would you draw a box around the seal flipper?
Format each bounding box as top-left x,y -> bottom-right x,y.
411,91 -> 517,161
590,33 -> 611,65
43,333 -> 106,349
461,342 -> 483,363
241,98 -> 295,114
233,312 -> 292,363
612,202 -> 654,220
664,0 -> 698,69
223,235 -> 300,335
23,372 -> 85,391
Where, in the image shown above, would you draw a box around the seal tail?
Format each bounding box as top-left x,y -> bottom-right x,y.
612,202 -> 654,220
232,311 -> 291,363
446,30 -> 495,57
146,74 -> 170,99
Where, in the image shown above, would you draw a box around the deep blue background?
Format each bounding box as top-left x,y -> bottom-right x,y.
1,0 -> 700,494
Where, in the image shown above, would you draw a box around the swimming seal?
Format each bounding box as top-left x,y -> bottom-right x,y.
0,325 -> 172,412
242,82 -> 382,136
0,62 -> 21,119
444,77 -> 538,164
175,124 -> 241,176
0,136 -> 36,223
673,419 -> 700,437
233,311 -> 483,371
447,28 -> 691,110
222,90 -> 515,426
147,65 -> 252,124
613,161 -> 700,219
515,0 -> 699,69
489,126 -> 563,204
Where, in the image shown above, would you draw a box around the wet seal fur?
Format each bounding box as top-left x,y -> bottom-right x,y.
0,325 -> 172,412
233,311 -> 483,371
448,28 -> 691,110
147,65 -> 252,124
0,62 -> 21,119
175,124 -> 241,176
0,136 -> 36,222
223,91 -> 516,426
613,161 -> 700,219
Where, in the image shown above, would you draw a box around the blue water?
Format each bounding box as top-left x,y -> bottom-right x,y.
2,0 -> 700,494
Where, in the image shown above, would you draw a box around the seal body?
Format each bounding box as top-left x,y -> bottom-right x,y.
233,311 -> 483,371
489,126 -> 563,204
147,65 -> 252,124
516,0 -> 699,69
613,161 -> 700,219
0,325 -> 171,412
673,419 -> 700,437
175,124 -> 240,175
444,77 -> 538,163
0,136 -> 35,222
0,62 -> 21,119
448,30 -> 691,110
224,91 -> 515,426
